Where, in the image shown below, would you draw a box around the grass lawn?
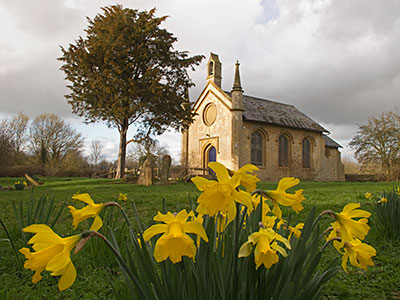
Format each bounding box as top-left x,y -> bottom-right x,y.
0,177 -> 399,299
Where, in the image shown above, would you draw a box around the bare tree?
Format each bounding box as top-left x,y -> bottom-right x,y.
29,113 -> 84,169
0,123 -> 14,174
89,139 -> 105,165
349,111 -> 400,181
8,112 -> 29,163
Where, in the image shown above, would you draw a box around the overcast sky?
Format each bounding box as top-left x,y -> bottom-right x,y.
1,0 -> 399,162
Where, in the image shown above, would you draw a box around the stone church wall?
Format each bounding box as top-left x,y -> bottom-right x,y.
240,122 -> 326,181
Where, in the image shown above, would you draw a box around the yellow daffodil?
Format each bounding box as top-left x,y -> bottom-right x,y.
235,164 -> 260,192
68,193 -> 106,231
239,227 -> 291,269
288,223 -> 304,241
264,177 -> 305,219
191,162 -> 253,225
19,224 -> 81,291
340,239 -> 376,272
396,187 -> 400,195
263,215 -> 284,230
143,209 -> 208,263
118,193 -> 128,201
364,192 -> 373,199
330,203 -> 370,245
377,197 -> 388,204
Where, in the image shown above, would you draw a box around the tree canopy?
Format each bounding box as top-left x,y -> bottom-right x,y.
349,111 -> 400,181
59,5 -> 203,178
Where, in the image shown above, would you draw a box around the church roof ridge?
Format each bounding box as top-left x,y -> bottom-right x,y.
225,91 -> 329,133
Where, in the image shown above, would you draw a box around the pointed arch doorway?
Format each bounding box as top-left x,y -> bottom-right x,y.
204,145 -> 216,175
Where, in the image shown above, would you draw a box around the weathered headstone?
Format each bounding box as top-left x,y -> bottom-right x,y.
137,159 -> 153,186
108,168 -> 115,179
160,155 -> 171,185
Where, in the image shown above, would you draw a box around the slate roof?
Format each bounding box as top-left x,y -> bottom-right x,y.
225,92 -> 329,133
323,135 -> 342,148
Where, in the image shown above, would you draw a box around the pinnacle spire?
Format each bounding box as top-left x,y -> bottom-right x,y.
232,60 -> 242,91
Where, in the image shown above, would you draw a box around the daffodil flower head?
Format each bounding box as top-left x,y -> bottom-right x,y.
288,223 -> 304,241
191,162 -> 253,225
262,215 -> 284,230
340,239 -> 376,272
331,203 -> 371,246
143,209 -> 208,263
239,227 -> 291,269
377,197 -> 388,205
68,193 -> 106,231
264,177 -> 305,219
118,193 -> 128,201
235,164 -> 260,192
19,224 -> 81,291
364,192 -> 373,199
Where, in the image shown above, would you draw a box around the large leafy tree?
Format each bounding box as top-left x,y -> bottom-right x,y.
349,111 -> 400,181
59,5 -> 203,178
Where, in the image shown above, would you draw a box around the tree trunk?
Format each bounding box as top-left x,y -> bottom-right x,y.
115,121 -> 128,179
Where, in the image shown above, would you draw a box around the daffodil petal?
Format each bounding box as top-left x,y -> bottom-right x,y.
237,164 -> 259,173
209,162 -> 230,183
90,215 -> 103,231
232,190 -> 253,210
72,193 -> 94,205
182,222 -> 209,242
23,224 -> 54,234
143,224 -> 168,241
191,176 -> 213,191
175,210 -> 190,223
276,177 -> 300,192
238,241 -> 253,257
154,211 -> 175,223
58,262 -> 76,291
342,203 -> 360,214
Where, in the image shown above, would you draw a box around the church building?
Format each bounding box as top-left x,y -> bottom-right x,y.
181,53 -> 345,181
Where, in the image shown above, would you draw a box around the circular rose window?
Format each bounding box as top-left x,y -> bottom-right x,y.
203,103 -> 217,126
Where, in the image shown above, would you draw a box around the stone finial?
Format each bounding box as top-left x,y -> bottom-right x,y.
232,60 -> 243,91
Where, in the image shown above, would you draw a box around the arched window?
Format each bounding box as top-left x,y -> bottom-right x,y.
251,131 -> 263,165
278,135 -> 289,167
302,138 -> 311,168
208,61 -> 214,76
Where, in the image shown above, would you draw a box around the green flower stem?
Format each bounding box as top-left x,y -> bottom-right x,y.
232,202 -> 241,300
0,218 -> 22,269
105,202 -> 134,229
86,230 -> 150,300
321,237 -> 342,252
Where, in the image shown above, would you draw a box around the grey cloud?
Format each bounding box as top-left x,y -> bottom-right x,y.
0,0 -> 84,40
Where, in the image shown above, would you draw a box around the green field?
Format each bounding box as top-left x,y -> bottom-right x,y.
1,177 -> 399,299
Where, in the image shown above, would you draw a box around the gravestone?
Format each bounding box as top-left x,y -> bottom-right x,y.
137,159 -> 153,186
160,155 -> 171,185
